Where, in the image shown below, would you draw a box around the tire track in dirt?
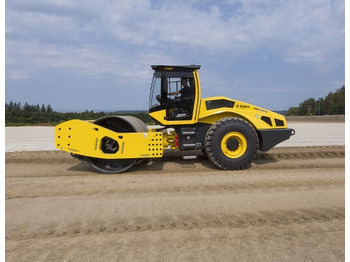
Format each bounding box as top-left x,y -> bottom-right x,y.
5,146 -> 345,164
5,146 -> 345,261
6,207 -> 344,241
6,182 -> 344,241
6,175 -> 344,199
5,146 -> 345,179
5,219 -> 345,262
5,157 -> 345,179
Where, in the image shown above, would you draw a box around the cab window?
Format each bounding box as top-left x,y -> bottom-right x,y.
166,77 -> 195,120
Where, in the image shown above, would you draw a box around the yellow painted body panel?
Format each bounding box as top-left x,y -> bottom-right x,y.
198,97 -> 288,130
55,119 -> 163,159
148,69 -> 287,131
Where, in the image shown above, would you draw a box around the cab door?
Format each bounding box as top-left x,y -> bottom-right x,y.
165,75 -> 195,120
149,70 -> 201,126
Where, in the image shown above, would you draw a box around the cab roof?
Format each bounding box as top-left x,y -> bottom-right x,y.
151,65 -> 201,71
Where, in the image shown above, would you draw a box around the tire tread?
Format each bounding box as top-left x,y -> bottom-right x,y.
204,117 -> 259,170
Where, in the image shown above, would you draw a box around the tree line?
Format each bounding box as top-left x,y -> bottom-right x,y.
286,86 -> 345,116
5,85 -> 345,125
5,102 -> 153,126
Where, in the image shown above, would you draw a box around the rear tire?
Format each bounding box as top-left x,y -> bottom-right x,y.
204,117 -> 259,170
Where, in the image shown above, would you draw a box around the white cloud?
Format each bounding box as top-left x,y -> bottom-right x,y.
6,40 -> 127,79
5,0 -> 344,80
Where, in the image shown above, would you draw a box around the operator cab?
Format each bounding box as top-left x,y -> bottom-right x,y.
149,65 -> 201,125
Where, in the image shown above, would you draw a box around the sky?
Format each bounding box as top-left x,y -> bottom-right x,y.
5,0 -> 345,112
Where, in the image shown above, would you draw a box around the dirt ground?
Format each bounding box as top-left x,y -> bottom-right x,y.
5,144 -> 345,261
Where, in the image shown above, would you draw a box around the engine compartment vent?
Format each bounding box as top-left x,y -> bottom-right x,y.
261,116 -> 272,126
275,118 -> 285,127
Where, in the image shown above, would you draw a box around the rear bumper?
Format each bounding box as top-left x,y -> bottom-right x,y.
258,128 -> 295,152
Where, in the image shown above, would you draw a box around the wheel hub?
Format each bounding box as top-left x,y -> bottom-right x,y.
101,137 -> 119,154
227,138 -> 239,151
221,132 -> 248,159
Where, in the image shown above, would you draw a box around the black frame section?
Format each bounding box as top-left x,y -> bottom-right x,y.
258,128 -> 295,151
151,65 -> 201,71
174,123 -> 211,151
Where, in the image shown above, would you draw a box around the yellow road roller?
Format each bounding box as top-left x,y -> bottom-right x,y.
55,65 -> 295,173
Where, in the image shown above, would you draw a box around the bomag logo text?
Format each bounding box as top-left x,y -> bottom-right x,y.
236,104 -> 250,109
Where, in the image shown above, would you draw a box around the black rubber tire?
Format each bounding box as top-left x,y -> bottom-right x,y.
204,117 -> 259,170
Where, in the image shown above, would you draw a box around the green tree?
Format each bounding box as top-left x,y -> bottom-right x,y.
47,104 -> 53,113
286,106 -> 300,116
287,86 -> 345,116
323,86 -> 345,114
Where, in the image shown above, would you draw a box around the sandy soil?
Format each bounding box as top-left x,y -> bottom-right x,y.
5,145 -> 345,261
